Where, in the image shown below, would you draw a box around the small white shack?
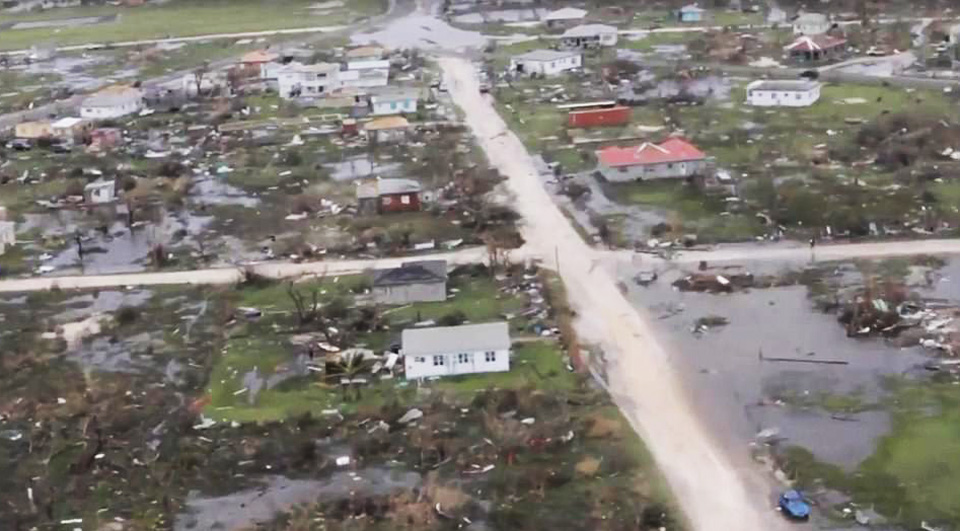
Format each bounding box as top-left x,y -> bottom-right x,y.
84,179 -> 116,204
793,12 -> 831,35
403,322 -> 511,380
0,207 -> 14,256
370,88 -> 420,116
745,79 -> 821,107
509,50 -> 582,76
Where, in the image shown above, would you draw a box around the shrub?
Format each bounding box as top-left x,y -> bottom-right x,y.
438,310 -> 467,327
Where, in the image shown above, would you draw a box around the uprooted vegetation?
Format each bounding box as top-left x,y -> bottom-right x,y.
0,264 -> 684,529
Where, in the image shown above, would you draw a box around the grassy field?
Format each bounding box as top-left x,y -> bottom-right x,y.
781,378 -> 960,528
0,0 -> 385,50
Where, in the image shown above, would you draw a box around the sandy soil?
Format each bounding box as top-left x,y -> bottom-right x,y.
439,55 -> 789,531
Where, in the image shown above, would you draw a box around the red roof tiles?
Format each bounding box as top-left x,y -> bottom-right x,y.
596,137 -> 707,167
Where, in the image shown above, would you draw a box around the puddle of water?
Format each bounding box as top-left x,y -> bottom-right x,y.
353,13 -> 487,51
44,211 -> 213,275
175,469 -> 421,531
323,156 -> 402,181
620,265 -> 929,470
189,176 -> 260,208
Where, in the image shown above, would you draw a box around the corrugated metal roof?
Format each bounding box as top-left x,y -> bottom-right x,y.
562,23 -> 617,38
402,322 -> 510,356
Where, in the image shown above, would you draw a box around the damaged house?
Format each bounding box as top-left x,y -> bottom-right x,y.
792,12 -> 831,35
542,7 -> 587,30
356,178 -> 422,214
80,85 -> 144,120
560,24 -> 618,49
785,34 -> 847,61
596,137 -> 710,182
745,79 -> 821,107
364,115 -> 410,143
402,321 -> 511,379
371,260 -> 447,305
509,50 -> 582,76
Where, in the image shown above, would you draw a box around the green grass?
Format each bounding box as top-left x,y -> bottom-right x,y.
618,31 -> 700,51
0,0 -> 386,50
607,180 -> 721,220
387,275 -> 526,324
781,379 -> 960,528
435,341 -> 576,395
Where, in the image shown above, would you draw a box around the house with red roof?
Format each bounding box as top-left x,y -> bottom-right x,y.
785,33 -> 847,61
595,137 -> 710,182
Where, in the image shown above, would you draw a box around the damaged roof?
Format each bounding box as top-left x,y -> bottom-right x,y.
357,178 -> 422,198
562,23 -> 617,37
402,322 -> 510,356
373,260 -> 447,287
83,85 -> 142,107
513,49 -> 581,62
241,50 -> 279,63
597,137 -> 707,167
785,34 -> 847,52
365,116 -> 410,130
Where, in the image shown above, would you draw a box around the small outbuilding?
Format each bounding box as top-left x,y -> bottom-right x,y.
357,178 -> 422,214
371,260 -> 447,305
51,117 -> 89,144
677,4 -> 705,22
568,105 -> 631,128
745,79 -> 821,107
84,179 -> 116,204
402,322 -> 511,380
792,12 -> 831,35
509,50 -> 583,76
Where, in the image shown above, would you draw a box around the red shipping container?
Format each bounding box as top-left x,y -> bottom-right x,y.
567,106 -> 631,128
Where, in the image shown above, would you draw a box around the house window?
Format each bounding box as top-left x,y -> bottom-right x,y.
796,93 -> 801,100
485,351 -> 496,362
433,355 -> 445,366
457,353 -> 471,364
618,167 -> 628,173
391,102 -> 397,110
415,356 -> 425,363
400,194 -> 411,205
382,196 -> 393,205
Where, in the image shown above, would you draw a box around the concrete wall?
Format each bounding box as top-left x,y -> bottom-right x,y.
373,281 -> 446,305
746,86 -> 820,107
599,159 -> 708,182
404,348 -> 509,379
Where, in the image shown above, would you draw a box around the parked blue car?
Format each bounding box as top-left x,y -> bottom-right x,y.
779,490 -> 811,520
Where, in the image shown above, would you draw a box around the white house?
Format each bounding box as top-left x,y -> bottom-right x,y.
509,50 -> 583,76
560,24 -> 618,48
745,79 -> 821,107
792,12 -> 831,35
276,62 -> 342,99
402,322 -> 511,380
370,88 -> 420,116
542,7 -> 587,29
340,59 -> 390,88
80,86 -> 143,120
84,179 -> 116,204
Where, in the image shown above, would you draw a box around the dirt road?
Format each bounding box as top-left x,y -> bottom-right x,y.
0,247 -> 490,293
439,56 -> 787,531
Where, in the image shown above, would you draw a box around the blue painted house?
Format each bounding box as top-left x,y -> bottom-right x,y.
677,4 -> 704,22
370,88 -> 421,116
